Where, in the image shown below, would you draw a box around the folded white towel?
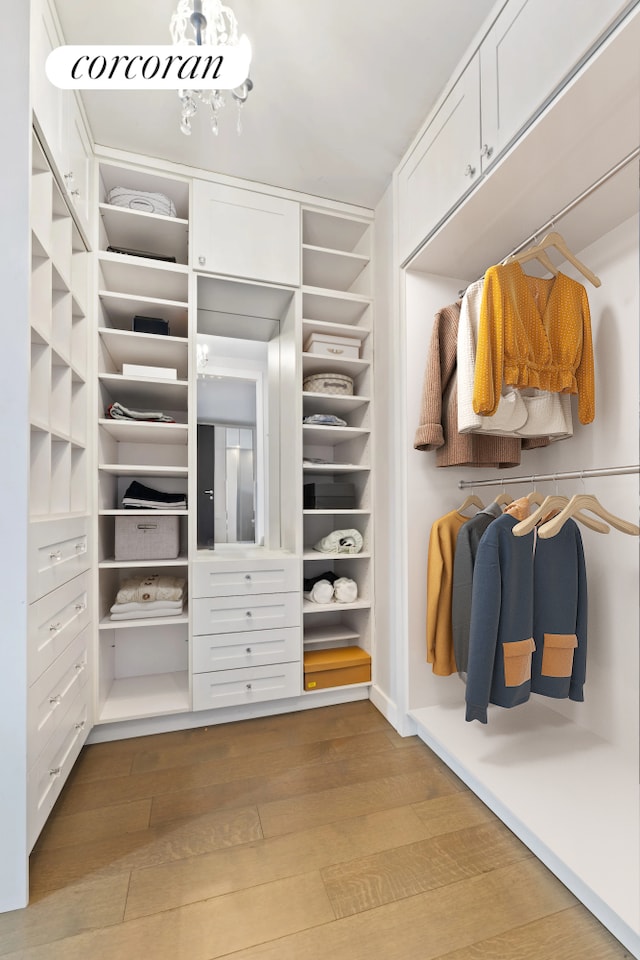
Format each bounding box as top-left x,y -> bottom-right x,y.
110,599 -> 184,614
313,529 -> 363,554
116,575 -> 185,604
110,606 -> 184,621
334,577 -> 358,603
303,579 -> 334,604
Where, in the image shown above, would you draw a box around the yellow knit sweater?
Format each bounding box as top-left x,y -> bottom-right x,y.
426,509 -> 467,676
472,262 -> 595,424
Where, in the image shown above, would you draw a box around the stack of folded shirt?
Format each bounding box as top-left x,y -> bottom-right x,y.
107,402 -> 175,423
110,574 -> 186,620
122,480 -> 187,510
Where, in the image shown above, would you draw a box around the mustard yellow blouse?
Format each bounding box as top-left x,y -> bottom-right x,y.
472,262 -> 595,424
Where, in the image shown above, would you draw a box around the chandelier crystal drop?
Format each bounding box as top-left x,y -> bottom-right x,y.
170,0 -> 253,136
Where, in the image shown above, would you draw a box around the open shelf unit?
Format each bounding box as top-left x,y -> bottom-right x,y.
29,134 -> 90,520
95,160 -> 191,724
27,130 -> 94,852
300,206 -> 374,686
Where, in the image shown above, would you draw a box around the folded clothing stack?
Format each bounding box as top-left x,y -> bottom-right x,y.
122,480 -> 187,510
107,186 -> 177,218
303,414 -> 347,427
107,402 -> 175,423
110,574 -> 185,620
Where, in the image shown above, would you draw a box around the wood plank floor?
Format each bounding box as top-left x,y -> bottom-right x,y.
0,701 -> 632,959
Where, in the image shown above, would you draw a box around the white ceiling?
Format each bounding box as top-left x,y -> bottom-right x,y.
54,0 -> 498,209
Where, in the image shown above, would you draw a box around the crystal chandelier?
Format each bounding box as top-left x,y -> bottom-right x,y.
169,0 -> 253,136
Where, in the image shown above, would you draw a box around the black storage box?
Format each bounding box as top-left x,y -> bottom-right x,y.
132,315 -> 170,336
304,482 -> 356,509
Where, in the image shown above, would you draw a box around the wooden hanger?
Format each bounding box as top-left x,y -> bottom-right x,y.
505,246 -> 559,277
506,230 -> 601,287
538,493 -> 639,539
457,493 -> 484,515
513,493 -> 609,536
493,492 -> 513,507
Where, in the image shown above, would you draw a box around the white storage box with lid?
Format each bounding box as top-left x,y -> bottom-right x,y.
115,516 -> 180,560
303,372 -> 354,395
304,332 -> 360,359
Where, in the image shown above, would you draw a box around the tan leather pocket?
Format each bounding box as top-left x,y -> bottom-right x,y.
503,637 -> 536,687
542,633 -> 577,678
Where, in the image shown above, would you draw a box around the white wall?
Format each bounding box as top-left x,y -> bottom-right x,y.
0,0 -> 31,910
401,213 -> 639,759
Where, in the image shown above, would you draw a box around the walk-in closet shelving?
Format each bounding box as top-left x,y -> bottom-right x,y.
27,129 -> 93,850
30,133 -> 90,521
300,206 -> 374,685
95,160 -> 191,724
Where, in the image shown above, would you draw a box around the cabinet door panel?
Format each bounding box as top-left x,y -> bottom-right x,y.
192,558 -> 300,598
398,55 -> 481,261
31,0 -> 66,173
192,180 -> 300,285
481,0 -> 632,168
192,627 -> 300,672
192,661 -> 301,711
28,571 -> 90,683
192,592 -> 300,635
28,516 -> 90,602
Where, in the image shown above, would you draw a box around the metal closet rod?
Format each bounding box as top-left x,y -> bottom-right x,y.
504,147 -> 640,260
458,465 -> 640,490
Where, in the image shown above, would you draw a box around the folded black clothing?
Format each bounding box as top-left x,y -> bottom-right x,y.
122,480 -> 187,507
303,570 -> 339,592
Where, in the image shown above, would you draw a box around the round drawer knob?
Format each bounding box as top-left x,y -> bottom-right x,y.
245,574 -> 252,581
464,163 -> 476,178
49,622 -> 62,633
246,647 -> 252,654
245,610 -> 252,618
246,683 -> 252,690
198,255 -> 206,265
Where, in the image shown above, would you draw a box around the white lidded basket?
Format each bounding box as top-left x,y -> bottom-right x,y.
303,372 -> 354,396
115,516 -> 179,560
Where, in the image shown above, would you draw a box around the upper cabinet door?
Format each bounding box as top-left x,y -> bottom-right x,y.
397,55 -> 481,263
192,181 -> 300,286
480,0 -> 633,170
31,0 -> 66,168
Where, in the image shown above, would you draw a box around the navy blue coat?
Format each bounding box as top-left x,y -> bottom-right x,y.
465,513 -> 587,724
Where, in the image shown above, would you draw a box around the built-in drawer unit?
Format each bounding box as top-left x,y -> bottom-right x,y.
192,592 -> 300,636
191,557 -> 299,598
192,627 -> 300,673
28,625 -> 90,763
27,690 -> 90,850
190,556 -> 302,713
192,661 -> 301,711
28,516 -> 90,601
28,571 -> 90,683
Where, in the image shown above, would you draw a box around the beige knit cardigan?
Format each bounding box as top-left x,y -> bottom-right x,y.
413,302 -> 548,468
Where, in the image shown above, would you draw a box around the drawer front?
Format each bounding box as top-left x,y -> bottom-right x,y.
192,661 -> 301,711
29,516 -> 90,601
27,691 -> 90,850
28,571 -> 90,683
192,627 -> 301,673
192,592 -> 300,636
191,558 -> 300,598
28,626 -> 90,764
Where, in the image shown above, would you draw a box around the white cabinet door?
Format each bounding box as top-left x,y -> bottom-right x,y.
31,0 -> 66,169
192,180 -> 300,285
64,99 -> 92,238
480,0 -> 632,169
397,55 -> 481,261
